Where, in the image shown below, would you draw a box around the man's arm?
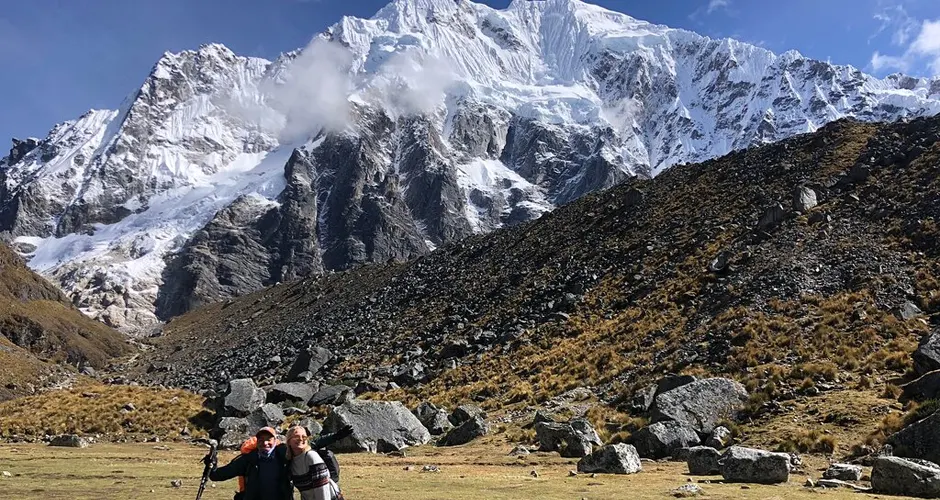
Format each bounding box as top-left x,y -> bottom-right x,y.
311,425 -> 354,449
208,453 -> 248,482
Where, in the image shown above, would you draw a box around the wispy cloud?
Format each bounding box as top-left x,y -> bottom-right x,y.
869,5 -> 918,46
707,0 -> 731,15
870,18 -> 940,75
689,0 -> 732,23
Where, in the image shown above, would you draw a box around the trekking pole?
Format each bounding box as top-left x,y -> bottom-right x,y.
196,439 -> 218,500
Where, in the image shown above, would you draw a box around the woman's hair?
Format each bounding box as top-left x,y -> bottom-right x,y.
285,425 -> 312,460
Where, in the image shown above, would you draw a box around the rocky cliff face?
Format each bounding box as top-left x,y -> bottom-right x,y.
3,0 -> 940,333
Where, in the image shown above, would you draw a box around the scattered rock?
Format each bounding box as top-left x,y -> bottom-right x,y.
792,186 -> 818,213
758,203 -> 787,231
719,446 -> 790,484
535,418 -> 602,458
900,302 -> 924,321
530,469 -> 539,478
509,445 -> 530,456
631,421 -> 700,459
412,402 -> 453,436
672,483 -> 704,497
438,415 -> 488,446
817,478 -> 871,491
871,456 -> 940,498
650,378 -> 748,434
49,435 -> 90,448
170,479 -> 182,488
287,346 -> 332,381
687,446 -> 721,475
322,399 -> 431,453
576,444 -> 643,475
823,463 -> 862,481
914,330 -> 940,376
1,471 -> 11,477
421,465 -> 441,473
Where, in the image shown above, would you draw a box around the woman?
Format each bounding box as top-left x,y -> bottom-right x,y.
286,425 -> 343,500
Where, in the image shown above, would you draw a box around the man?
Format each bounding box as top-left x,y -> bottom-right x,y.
207,426 -> 293,500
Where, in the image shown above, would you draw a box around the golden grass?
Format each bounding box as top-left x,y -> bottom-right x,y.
0,439 -> 916,500
0,383 -> 209,439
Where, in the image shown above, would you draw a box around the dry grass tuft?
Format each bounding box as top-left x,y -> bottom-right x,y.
0,383 -> 209,439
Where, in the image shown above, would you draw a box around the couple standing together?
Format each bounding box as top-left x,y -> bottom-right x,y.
208,424 -> 353,500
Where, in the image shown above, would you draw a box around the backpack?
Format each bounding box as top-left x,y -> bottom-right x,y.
316,447 -> 341,484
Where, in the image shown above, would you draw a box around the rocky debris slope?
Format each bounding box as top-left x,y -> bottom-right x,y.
132,113 -> 940,447
4,0 -> 940,332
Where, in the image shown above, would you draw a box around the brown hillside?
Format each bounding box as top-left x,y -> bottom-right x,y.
136,116 -> 940,451
0,243 -> 132,399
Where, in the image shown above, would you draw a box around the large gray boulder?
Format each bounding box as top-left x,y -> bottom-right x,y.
216,417 -> 251,449
792,186 -> 818,213
887,409 -> 940,464
576,444 -> 642,474
535,418 -> 602,458
915,331 -> 940,376
296,417 -> 323,438
656,374 -> 697,395
719,446 -> 790,484
287,346 -> 332,381
631,421 -> 700,459
650,378 -> 748,434
49,434 -> 90,448
438,415 -> 488,446
322,400 -> 431,453
223,378 -> 266,417
706,426 -> 733,449
267,381 -> 319,405
309,384 -> 354,407
247,403 -> 285,430
413,402 -> 453,436
448,404 -> 485,426
872,456 -> 940,498
687,446 -> 721,475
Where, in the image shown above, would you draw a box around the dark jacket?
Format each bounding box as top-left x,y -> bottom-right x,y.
209,443 -> 292,500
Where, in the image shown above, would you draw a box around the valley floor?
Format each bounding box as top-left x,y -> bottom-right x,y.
0,440 -> 911,500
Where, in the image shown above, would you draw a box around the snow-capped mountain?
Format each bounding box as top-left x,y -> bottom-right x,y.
3,0 -> 940,334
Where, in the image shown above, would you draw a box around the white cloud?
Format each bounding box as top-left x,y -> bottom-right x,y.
870,16 -> 940,76
265,38 -> 355,143
870,51 -> 910,72
707,0 -> 730,15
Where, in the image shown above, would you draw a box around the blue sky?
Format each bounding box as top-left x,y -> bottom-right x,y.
1,0 -> 940,146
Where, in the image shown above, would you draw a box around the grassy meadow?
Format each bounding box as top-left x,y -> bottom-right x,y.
0,439 -> 919,500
